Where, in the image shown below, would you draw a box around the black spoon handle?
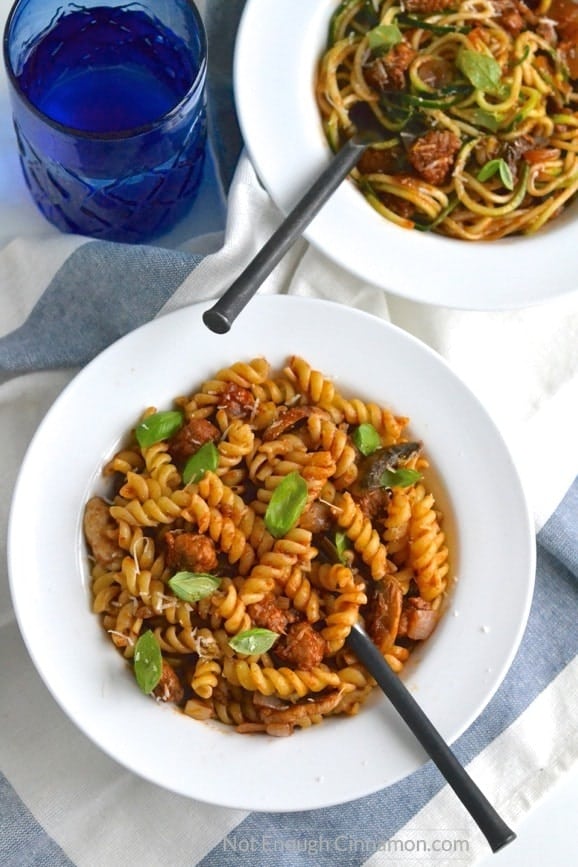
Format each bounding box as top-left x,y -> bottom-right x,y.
202,135 -> 370,334
346,623 -> 516,854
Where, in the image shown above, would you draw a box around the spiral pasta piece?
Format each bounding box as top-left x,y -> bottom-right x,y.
330,396 -> 407,443
306,414 -> 358,485
110,489 -> 189,527
321,584 -> 367,654
382,488 -> 412,565
216,420 -> 255,472
91,566 -> 122,614
283,567 -> 321,623
408,485 -> 449,601
334,492 -> 388,579
223,659 -> 341,699
285,355 -> 336,406
191,659 -> 222,699
211,578 -> 251,634
251,374 -> 300,406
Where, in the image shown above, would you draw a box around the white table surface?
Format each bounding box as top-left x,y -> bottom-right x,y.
0,1 -> 576,863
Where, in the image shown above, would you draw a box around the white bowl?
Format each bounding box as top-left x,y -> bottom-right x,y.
234,0 -> 578,310
8,296 -> 535,810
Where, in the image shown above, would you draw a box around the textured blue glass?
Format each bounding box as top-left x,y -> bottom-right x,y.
3,1 -> 207,243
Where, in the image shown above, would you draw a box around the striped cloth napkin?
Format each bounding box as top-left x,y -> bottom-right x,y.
2,2 -> 578,866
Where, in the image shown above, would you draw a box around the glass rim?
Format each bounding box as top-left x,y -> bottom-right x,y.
2,0 -> 208,141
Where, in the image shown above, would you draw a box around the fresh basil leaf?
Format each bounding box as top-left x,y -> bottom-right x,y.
468,108 -> 501,132
477,158 -> 501,182
352,423 -> 381,456
264,471 -> 308,538
367,23 -> 402,55
133,630 -> 163,694
228,628 -> 280,655
182,441 -> 219,484
456,48 -> 502,94
477,158 -> 514,190
335,531 -> 352,564
135,410 -> 183,448
380,467 -> 423,488
498,159 -> 514,190
168,571 -> 221,603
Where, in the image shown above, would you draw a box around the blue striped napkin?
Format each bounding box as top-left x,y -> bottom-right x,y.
1,2 -> 578,866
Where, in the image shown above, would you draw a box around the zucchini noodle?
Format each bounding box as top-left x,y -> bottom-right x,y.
316,0 -> 578,239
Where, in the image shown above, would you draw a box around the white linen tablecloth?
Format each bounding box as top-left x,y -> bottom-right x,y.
1,2 -> 578,865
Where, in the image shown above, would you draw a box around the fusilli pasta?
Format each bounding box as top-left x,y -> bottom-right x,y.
84,356 -> 450,736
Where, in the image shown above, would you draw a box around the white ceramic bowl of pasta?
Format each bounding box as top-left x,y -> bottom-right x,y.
8,296 -> 535,810
234,0 -> 578,310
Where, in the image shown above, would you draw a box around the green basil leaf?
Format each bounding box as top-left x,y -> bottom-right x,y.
468,108 -> 501,132
264,471 -> 308,538
168,571 -> 221,602
380,467 -> 423,488
335,531 -> 352,564
456,48 -> 502,94
477,158 -> 501,183
228,628 -> 280,655
133,630 -> 163,694
367,23 -> 402,55
352,422 -> 381,456
182,441 -> 219,484
477,158 -> 514,190
498,159 -> 514,190
135,410 -> 183,448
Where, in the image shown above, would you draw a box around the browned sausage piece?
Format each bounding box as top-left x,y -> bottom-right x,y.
219,381 -> 256,418
165,531 -> 218,572
152,660 -> 184,703
274,621 -> 326,671
168,418 -> 220,464
364,42 -> 417,91
407,130 -> 461,186
247,595 -> 296,634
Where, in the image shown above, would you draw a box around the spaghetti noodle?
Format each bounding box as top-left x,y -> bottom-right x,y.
316,0 -> 578,239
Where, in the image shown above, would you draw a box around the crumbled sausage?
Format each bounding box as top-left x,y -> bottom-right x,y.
274,621 -> 326,671
364,42 -> 417,91
152,660 -> 184,703
165,531 -> 218,572
219,381 -> 256,419
492,0 -> 531,34
83,496 -> 123,568
168,417 -> 220,464
248,595 -> 297,634
357,146 -> 401,175
298,500 -> 333,534
407,130 -> 461,185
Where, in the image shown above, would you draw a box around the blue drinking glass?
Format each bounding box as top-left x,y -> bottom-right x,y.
3,0 -> 207,243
